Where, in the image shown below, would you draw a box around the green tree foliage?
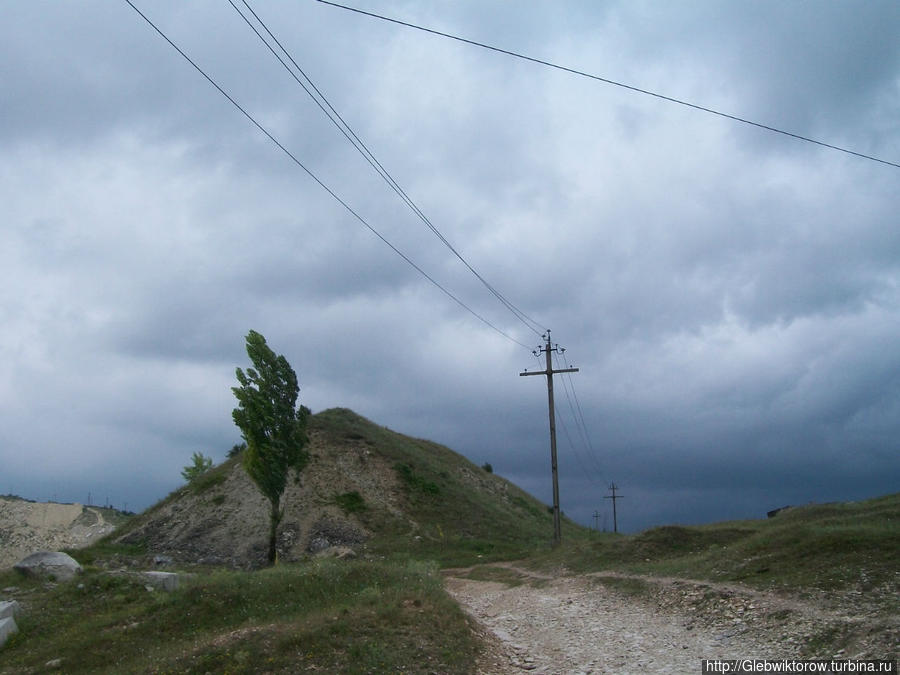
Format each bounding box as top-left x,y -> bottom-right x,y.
181,452 -> 213,483
232,330 -> 309,565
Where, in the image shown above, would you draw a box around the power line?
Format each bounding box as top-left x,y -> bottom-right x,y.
554,402 -> 605,490
123,0 -> 532,349
318,0 -> 900,171
560,351 -> 601,470
555,352 -> 604,480
230,0 -> 546,337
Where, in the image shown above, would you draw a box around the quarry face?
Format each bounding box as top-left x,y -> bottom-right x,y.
0,498 -> 116,569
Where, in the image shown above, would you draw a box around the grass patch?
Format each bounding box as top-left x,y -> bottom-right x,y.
590,574 -> 652,598
333,491 -> 367,514
0,558 -> 479,673
189,465 -> 228,494
395,462 -> 441,496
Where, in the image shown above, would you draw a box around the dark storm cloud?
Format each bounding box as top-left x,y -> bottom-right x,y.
1,1 -> 897,532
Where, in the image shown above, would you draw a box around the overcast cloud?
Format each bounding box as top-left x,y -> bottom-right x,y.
2,1 -> 898,533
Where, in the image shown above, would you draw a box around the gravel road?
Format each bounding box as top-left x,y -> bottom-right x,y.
444,567 -> 897,674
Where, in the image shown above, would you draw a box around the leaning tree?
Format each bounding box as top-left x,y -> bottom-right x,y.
232,330 -> 309,565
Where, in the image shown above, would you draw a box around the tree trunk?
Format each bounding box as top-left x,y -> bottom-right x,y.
267,497 -> 282,566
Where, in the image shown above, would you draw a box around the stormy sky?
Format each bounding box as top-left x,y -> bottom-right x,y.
2,1 -> 898,533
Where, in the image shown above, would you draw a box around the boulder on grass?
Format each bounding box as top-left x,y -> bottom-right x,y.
142,571 -> 180,591
0,616 -> 18,648
13,551 -> 83,581
0,600 -> 21,620
142,571 -> 195,592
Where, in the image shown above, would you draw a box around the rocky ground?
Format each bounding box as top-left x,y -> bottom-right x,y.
0,498 -> 116,569
444,565 -> 899,674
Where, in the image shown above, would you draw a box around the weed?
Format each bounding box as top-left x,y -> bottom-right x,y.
334,491 -> 367,514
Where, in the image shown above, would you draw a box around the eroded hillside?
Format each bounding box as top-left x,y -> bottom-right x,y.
114,408 -> 573,568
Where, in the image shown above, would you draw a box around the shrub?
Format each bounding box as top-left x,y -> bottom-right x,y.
182,452 -> 213,483
334,491 -> 367,514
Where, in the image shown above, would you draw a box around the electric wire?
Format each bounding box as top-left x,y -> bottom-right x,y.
560,351 -> 601,467
555,351 -> 604,479
124,0 -> 532,350
229,0 -> 546,337
530,350 -> 605,490
556,355 -> 602,478
318,0 -> 900,171
554,402 -> 605,490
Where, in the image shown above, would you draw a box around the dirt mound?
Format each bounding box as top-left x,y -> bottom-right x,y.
114,408 -> 560,569
116,427 -> 396,568
0,498 -> 117,569
113,409 -> 446,568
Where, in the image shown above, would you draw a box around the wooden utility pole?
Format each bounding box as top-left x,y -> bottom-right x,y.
520,330 -> 579,546
604,482 -> 624,533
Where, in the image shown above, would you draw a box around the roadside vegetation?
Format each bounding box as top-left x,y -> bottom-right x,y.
524,492 -> 899,612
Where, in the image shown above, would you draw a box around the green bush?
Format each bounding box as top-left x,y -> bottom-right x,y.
334,491 -> 367,514
181,452 -> 213,483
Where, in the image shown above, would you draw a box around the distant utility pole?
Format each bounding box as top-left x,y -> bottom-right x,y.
604,482 -> 624,533
593,510 -> 601,532
520,330 -> 579,546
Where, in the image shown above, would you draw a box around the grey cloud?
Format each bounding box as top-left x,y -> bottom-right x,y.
1,1 -> 897,533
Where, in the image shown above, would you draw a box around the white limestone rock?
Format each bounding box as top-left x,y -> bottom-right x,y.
0,600 -> 21,620
13,551 -> 82,581
0,616 -> 18,647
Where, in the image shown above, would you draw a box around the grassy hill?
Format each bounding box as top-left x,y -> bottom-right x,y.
310,408 -> 586,563
112,408 -> 583,568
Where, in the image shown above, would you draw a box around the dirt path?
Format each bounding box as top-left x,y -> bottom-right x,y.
444,566 -> 897,674
445,576 -> 771,673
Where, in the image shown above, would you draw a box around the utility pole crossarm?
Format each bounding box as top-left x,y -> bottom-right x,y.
519,367 -> 579,376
